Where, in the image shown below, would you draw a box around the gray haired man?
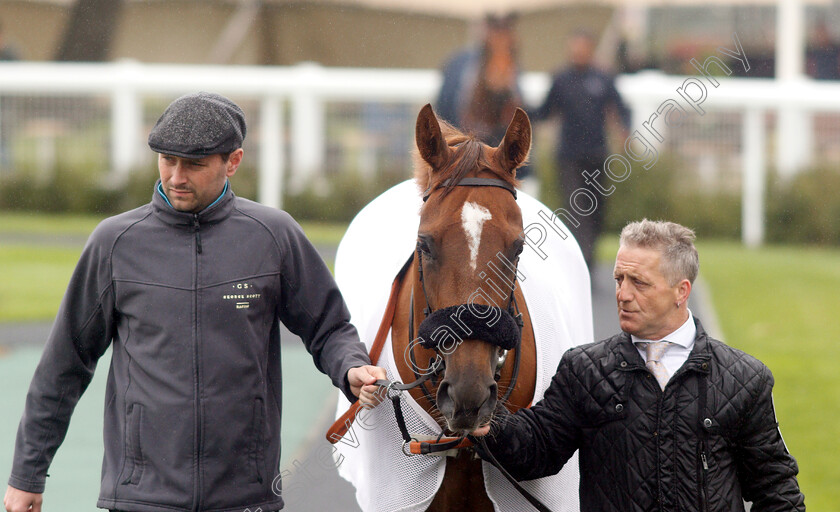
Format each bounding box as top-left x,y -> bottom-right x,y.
472,219 -> 805,511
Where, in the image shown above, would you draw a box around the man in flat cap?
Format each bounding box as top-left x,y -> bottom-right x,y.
5,92 -> 386,512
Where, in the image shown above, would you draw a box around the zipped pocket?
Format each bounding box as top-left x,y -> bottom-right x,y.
122,403 -> 145,485
697,442 -> 710,512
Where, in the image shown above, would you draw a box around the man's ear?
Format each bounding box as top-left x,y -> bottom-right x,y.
226,148 -> 244,177
676,279 -> 692,306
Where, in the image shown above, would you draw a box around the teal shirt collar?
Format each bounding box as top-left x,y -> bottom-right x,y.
156,180 -> 229,212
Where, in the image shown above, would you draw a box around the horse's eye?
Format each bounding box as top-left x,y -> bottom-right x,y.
417,236 -> 433,256
511,239 -> 525,258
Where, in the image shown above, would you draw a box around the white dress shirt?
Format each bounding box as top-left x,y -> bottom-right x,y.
632,309 -> 697,378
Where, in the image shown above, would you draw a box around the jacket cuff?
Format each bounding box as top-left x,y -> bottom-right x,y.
8,474 -> 46,494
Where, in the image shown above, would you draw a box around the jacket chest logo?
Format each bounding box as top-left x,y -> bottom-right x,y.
222,282 -> 261,309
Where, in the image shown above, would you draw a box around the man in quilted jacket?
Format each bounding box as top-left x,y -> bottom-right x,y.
472,219 -> 805,511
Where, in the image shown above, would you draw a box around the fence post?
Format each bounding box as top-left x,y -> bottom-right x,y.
742,107 -> 766,247
290,62 -> 325,194
259,96 -> 284,210
0,96 -> 4,172
775,0 -> 811,177
776,104 -> 812,177
111,60 -> 142,180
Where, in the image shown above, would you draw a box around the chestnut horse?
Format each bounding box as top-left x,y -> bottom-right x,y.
389,104 -> 536,510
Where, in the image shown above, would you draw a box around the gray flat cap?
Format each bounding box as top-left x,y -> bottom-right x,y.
148,92 -> 247,158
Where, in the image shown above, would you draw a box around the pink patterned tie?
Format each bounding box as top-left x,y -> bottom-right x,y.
642,341 -> 672,390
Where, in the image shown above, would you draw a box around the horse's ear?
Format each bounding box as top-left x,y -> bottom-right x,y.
416,104 -> 450,170
496,108 -> 531,173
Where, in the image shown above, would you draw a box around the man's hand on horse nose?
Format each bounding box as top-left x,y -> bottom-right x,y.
348,365 -> 388,407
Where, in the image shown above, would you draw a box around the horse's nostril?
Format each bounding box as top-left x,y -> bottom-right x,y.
478,385 -> 498,419
437,382 -> 454,414
437,381 -> 449,399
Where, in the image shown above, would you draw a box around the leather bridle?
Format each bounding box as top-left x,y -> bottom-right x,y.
382,176 -> 525,456
421,176 -> 517,202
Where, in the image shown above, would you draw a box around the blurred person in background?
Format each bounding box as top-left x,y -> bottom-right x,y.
0,21 -> 20,61
808,22 -> 839,80
4,92 -> 385,512
436,13 -> 538,196
0,19 -> 19,171
531,30 -> 630,271
472,219 -> 805,511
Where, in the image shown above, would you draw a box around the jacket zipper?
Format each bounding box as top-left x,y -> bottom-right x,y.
697,367 -> 710,512
192,213 -> 202,511
699,448 -> 710,511
193,215 -> 202,254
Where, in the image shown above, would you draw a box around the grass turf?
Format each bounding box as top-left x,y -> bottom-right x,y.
0,212 -> 103,235
0,245 -> 83,322
696,241 -> 840,509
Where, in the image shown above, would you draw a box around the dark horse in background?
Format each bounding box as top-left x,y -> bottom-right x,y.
436,14 -> 526,148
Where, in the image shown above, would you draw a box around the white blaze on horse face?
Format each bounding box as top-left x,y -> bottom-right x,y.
461,202 -> 493,270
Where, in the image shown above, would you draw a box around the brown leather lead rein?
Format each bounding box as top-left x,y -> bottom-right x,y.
324,254 -> 462,458
325,257 -> 409,444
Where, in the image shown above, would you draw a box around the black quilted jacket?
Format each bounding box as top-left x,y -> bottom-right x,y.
478,318 -> 805,511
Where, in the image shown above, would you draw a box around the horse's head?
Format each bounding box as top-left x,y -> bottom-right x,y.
482,15 -> 518,91
413,103 -> 530,433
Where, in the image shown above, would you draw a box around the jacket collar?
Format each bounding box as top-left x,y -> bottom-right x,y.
615,317 -> 712,375
151,179 -> 236,228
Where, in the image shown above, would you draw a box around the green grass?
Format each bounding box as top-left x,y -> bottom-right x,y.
697,241 -> 840,509
298,221 -> 348,247
0,245 -> 84,322
598,237 -> 840,508
0,211 -> 104,236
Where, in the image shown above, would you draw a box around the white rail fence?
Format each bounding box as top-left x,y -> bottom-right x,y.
1,60 -> 839,246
